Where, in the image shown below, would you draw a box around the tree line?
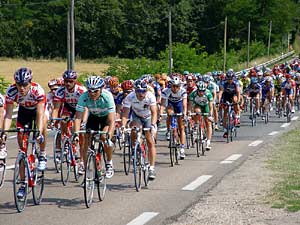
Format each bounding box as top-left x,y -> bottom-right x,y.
0,0 -> 298,60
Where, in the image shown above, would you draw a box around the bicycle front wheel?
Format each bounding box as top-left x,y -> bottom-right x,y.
53,130 -> 61,173
97,150 -> 107,201
123,134 -> 131,175
84,151 -> 96,208
133,144 -> 142,192
142,142 -> 149,187
32,167 -> 44,205
0,160 -> 6,188
13,153 -> 28,213
60,139 -> 71,186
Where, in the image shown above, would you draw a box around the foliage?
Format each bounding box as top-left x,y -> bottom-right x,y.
0,76 -> 10,93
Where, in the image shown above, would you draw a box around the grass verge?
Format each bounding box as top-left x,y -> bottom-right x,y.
267,128 -> 300,212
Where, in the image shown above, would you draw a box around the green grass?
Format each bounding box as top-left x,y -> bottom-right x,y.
267,129 -> 300,212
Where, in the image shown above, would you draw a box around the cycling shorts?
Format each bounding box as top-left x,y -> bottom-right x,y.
131,112 -> 151,128
283,89 -> 293,96
167,100 -> 183,113
221,92 -> 236,104
17,106 -> 36,129
86,113 -> 109,131
194,104 -> 209,115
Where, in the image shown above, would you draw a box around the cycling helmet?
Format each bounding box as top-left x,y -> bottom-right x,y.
226,69 -> 235,79
257,71 -> 263,77
48,79 -> 59,88
196,81 -> 207,91
170,77 -> 181,86
86,76 -> 105,89
250,77 -> 258,84
183,71 -> 189,75
285,73 -> 292,79
212,71 -> 218,77
134,79 -> 148,90
14,67 -> 32,83
63,70 -> 77,79
203,74 -> 211,83
265,76 -> 273,82
121,80 -> 134,91
104,76 -> 112,85
108,76 -> 119,87
56,77 -> 64,86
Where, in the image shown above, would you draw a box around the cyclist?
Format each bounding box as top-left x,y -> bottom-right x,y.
218,69 -> 241,138
107,76 -> 122,101
1,68 -> 46,198
261,76 -> 274,117
51,70 -> 87,174
160,76 -> 187,159
47,78 -> 62,116
188,81 -> 214,150
245,77 -> 262,117
0,93 -> 6,159
115,80 -> 134,119
121,79 -> 157,180
281,73 -> 296,114
73,76 -> 116,179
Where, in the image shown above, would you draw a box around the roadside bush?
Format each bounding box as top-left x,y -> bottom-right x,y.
0,76 -> 9,93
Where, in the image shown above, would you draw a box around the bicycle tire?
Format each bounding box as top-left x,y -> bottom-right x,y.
169,130 -> 175,167
200,126 -> 205,156
52,130 -> 61,173
189,123 -> 195,148
142,141 -> 149,187
32,168 -> 44,205
195,125 -> 201,157
69,143 -> 79,182
133,143 -> 142,192
97,148 -> 106,201
122,134 -> 131,175
84,151 -> 96,208
185,123 -> 190,149
0,160 -> 6,188
60,139 -> 70,186
13,153 -> 28,213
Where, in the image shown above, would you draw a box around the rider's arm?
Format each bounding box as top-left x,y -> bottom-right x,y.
160,98 -> 166,115
36,101 -> 45,134
121,107 -> 130,128
0,106 -> 4,130
150,104 -> 157,126
106,111 -> 115,140
51,102 -> 62,119
74,111 -> 83,133
182,97 -> 188,115
3,103 -> 13,131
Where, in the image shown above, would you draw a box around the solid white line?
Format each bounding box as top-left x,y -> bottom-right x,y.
158,128 -> 167,131
6,165 -> 15,170
224,154 -> 242,161
126,212 -> 159,225
248,140 -> 263,147
182,175 -> 212,191
280,123 -> 291,128
268,131 -> 279,136
291,116 -> 298,121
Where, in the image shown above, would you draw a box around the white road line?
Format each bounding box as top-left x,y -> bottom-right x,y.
126,212 -> 159,225
281,123 -> 291,128
268,131 -> 279,136
8,135 -> 17,139
6,165 -> 15,170
292,116 -> 298,121
220,160 -> 233,164
248,140 -> 263,147
182,175 -> 212,191
158,128 -> 167,131
220,154 -> 242,164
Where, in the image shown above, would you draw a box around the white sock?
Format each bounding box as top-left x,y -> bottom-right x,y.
207,139 -> 211,145
149,166 -> 155,170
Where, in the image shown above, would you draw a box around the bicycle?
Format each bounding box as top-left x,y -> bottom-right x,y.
3,125 -> 44,212
122,129 -> 131,176
223,102 -> 238,143
184,116 -> 195,150
51,117 -> 80,186
77,129 -> 108,208
190,112 -> 208,156
112,119 -> 123,151
284,96 -> 292,123
249,97 -> 257,127
124,127 -> 150,192
51,126 -> 61,173
0,142 -> 6,188
162,113 -> 183,167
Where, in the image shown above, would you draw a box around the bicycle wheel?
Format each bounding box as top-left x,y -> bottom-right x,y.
123,134 -> 131,175
69,143 -> 79,182
60,139 -> 70,186
53,130 -> 61,173
185,124 -> 190,149
201,126 -> 206,155
13,153 -> 28,213
142,141 -> 149,187
32,165 -> 44,205
133,143 -> 142,192
0,160 -> 6,188
169,130 -> 175,166
189,123 -> 195,148
195,125 -> 201,157
84,151 -> 96,208
97,147 -> 107,201
287,103 -> 291,122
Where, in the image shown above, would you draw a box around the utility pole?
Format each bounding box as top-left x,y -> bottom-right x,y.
67,0 -> 75,70
247,21 -> 251,68
287,32 -> 290,52
223,16 -> 227,73
168,5 -> 172,76
267,20 -> 272,57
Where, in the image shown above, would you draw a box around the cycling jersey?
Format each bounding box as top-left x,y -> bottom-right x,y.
53,84 -> 86,109
189,89 -> 213,107
281,80 -> 295,90
0,94 -> 4,107
161,87 -> 187,103
207,81 -> 219,93
5,82 -> 46,110
151,81 -> 161,98
186,85 -> 197,97
220,80 -> 239,95
123,91 -> 156,119
245,83 -> 262,94
76,89 -> 115,117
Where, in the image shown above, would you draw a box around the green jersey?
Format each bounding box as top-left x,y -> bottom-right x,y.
189,89 -> 213,107
76,89 -> 115,117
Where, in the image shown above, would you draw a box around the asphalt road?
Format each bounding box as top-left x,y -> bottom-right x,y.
0,109 -> 299,225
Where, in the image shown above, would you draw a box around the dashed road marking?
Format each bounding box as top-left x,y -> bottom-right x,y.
291,116 -> 298,121
248,140 -> 263,147
281,123 -> 291,128
182,175 -> 212,191
220,154 -> 242,164
8,135 -> 17,139
126,212 -> 159,225
268,131 -> 279,136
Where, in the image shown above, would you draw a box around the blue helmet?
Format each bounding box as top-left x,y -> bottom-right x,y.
63,70 -> 77,79
86,76 -> 105,89
14,67 -> 32,83
250,77 -> 258,84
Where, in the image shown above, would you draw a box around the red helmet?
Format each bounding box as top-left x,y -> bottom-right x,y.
121,80 -> 134,91
285,73 -> 292,79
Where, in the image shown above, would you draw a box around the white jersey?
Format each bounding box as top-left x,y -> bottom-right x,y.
161,87 -> 187,103
207,81 -> 219,93
0,93 -> 4,107
123,91 -> 156,119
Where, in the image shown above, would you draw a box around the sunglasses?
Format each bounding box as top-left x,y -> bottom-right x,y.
16,82 -> 30,87
64,79 -> 75,84
171,85 -> 180,88
135,89 -> 146,93
88,89 -> 100,93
